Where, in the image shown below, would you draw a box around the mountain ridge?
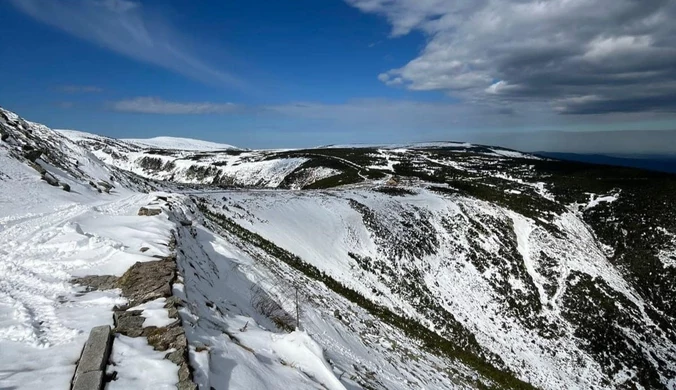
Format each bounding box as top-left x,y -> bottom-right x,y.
2,106 -> 675,389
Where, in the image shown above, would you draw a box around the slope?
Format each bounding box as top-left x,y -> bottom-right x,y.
122,136 -> 240,151
0,108 -> 182,388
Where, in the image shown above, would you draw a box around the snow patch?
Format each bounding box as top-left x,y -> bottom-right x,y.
128,298 -> 175,328
585,193 -> 619,209
123,136 -> 239,151
107,334 -> 179,389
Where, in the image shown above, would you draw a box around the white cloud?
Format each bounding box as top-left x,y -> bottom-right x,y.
111,97 -> 240,114
346,0 -> 676,114
583,35 -> 654,62
10,0 -> 242,88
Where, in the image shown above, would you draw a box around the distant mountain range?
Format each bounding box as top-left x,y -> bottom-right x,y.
535,152 -> 676,174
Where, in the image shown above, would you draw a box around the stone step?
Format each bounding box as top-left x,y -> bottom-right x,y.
72,325 -> 112,390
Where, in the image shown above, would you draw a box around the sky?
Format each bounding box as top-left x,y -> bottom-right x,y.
1,0 -> 675,152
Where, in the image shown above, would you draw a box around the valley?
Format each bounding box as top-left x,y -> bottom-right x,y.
1,107 -> 675,389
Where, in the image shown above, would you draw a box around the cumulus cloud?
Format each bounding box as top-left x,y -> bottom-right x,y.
10,0 -> 243,88
111,97 -> 240,114
346,0 -> 676,115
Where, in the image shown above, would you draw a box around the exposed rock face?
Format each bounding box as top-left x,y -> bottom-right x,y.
114,256 -> 176,307
27,160 -> 46,175
113,310 -> 146,337
138,207 -> 162,217
72,275 -> 119,291
110,254 -> 196,390
70,250 -> 195,389
23,148 -> 43,162
41,173 -> 59,186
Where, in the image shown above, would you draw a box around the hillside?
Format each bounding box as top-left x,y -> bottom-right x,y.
2,107 -> 676,389
121,136 -> 240,151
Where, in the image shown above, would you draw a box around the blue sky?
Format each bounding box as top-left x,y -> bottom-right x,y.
1,0 -> 675,151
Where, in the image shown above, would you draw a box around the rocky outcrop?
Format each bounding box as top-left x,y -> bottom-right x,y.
138,207 -> 162,217
111,252 -> 195,390
114,255 -> 176,307
70,227 -> 195,389
72,275 -> 119,291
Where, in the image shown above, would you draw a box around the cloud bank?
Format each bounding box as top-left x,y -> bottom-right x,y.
346,0 -> 676,115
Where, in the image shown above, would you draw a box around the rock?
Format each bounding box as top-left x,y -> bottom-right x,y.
1,132 -> 9,142
177,363 -> 197,390
102,249 -> 197,389
23,148 -> 43,162
164,295 -> 183,308
75,325 -> 112,374
72,370 -> 103,390
165,347 -> 187,365
114,257 -> 176,307
41,173 -> 59,186
138,207 -> 162,216
156,196 -> 169,202
72,275 -> 119,291
27,160 -> 46,175
113,310 -> 145,337
72,325 -> 112,390
97,181 -> 113,193
97,180 -> 113,189
140,247 -> 150,253
164,296 -> 182,319
61,183 -> 71,192
146,325 -> 185,351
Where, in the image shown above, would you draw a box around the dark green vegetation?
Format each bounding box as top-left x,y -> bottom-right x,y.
48,115 -> 675,389
276,148 -> 388,189
562,272 -> 669,389
197,202 -> 537,390
531,161 -> 676,384
240,146 -> 676,388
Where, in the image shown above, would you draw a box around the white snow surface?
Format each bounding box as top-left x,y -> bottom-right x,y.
122,136 -> 240,151
585,193 -> 619,209
0,110 -> 361,390
0,150 -> 175,388
107,334 -> 179,389
170,197 -> 477,390
201,188 -> 674,389
59,128 -> 309,188
4,107 -> 675,389
0,112 -> 181,389
128,298 -> 175,328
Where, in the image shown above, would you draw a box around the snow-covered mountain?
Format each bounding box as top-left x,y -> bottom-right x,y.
121,136 -> 240,151
2,107 -> 676,390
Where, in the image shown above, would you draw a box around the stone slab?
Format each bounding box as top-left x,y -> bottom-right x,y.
75,325 -> 112,377
72,370 -> 103,390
